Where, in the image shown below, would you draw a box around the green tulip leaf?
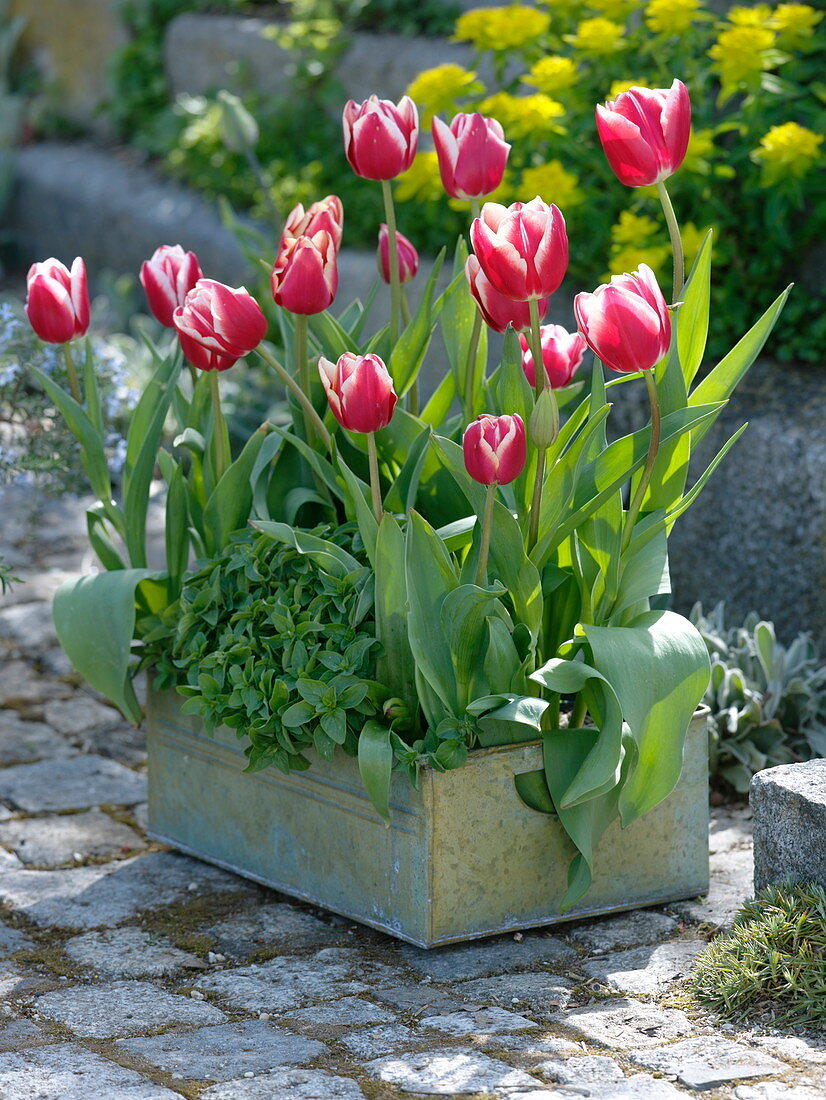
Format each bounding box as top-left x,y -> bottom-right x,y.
53,569 -> 163,725
358,720 -> 393,822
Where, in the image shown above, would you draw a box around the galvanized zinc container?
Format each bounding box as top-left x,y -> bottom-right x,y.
147,689 -> 709,947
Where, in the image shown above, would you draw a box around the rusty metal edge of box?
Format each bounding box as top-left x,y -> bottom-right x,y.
146,688 -> 710,948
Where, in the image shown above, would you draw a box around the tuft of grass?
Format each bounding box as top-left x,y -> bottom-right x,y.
690,882 -> 826,1030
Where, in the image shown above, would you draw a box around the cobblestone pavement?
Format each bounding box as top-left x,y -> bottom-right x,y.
0,486 -> 823,1100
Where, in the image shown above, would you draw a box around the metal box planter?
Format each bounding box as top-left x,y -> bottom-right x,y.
147,688 -> 709,948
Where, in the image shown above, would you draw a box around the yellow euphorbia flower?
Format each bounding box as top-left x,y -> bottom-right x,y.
453,6 -> 551,51
727,4 -> 773,25
611,210 -> 661,246
520,160 -> 583,209
406,65 -> 484,126
681,222 -> 712,266
645,0 -> 700,35
753,122 -> 823,185
478,92 -> 566,140
566,17 -> 626,54
709,24 -> 776,99
772,3 -> 823,47
522,56 -> 578,95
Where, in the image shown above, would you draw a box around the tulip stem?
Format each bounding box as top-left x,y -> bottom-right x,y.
526,298 -> 557,554
294,313 -> 314,446
367,431 -> 383,523
400,290 -> 420,416
475,482 -> 496,588
470,198 -> 481,222
527,449 -> 546,553
256,343 -> 332,450
381,179 -> 402,345
62,343 -> 82,405
209,369 -> 230,483
656,180 -> 684,304
463,310 -> 484,421
570,693 -> 588,729
621,368 -> 661,554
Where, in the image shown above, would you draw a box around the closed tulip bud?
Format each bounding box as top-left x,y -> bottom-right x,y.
318,352 -> 397,434
596,80 -> 691,188
574,264 -> 671,375
378,224 -> 418,285
470,197 -> 568,302
465,255 -> 547,334
216,89 -> 259,154
272,231 -> 338,315
519,324 -> 587,389
173,279 -> 267,372
281,195 -> 343,252
529,388 -> 558,450
139,245 -> 203,328
25,257 -> 90,344
343,95 -> 418,181
432,112 -> 510,200
463,413 -> 526,486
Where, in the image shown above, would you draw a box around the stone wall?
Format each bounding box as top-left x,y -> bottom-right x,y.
9,0 -> 126,129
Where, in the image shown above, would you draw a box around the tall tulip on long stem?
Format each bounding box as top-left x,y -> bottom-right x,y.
318,352 -> 398,521
574,264 -> 672,552
595,80 -> 691,304
173,279 -> 268,483
463,414 -> 526,586
343,95 -> 418,346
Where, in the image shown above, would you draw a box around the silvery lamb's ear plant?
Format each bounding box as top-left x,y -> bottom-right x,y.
692,603 -> 826,794
25,78 -> 791,907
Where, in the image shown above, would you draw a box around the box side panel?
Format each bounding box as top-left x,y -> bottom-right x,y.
147,691 -> 430,943
426,715 -> 709,943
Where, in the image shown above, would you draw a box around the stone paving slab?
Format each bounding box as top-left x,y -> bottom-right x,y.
567,911 -> 679,954
734,1086 -> 826,1100
196,950 -> 379,1013
453,971 -> 574,1011
0,602 -> 59,651
0,809 -> 146,865
0,714 -> 75,764
117,1019 -> 327,1081
205,901 -> 343,957
0,1042 -> 181,1098
0,850 -> 250,928
551,998 -> 704,1049
201,1068 -> 369,1099
34,978 -> 226,1038
64,926 -> 205,979
41,696 -> 122,735
536,1053 -> 625,1085
401,933 -> 577,981
582,938 -> 707,995
0,920 -> 33,956
339,1022 -> 421,1057
366,1048 -> 547,1094
0,1018 -> 52,1052
631,1036 -> 785,1090
284,995 -> 396,1027
420,1006 -> 539,1035
0,754 -> 146,812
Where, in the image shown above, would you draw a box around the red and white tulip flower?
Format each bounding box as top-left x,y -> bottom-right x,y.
574,264 -> 672,374
25,257 -> 90,344
139,245 -> 203,329
343,95 -> 419,181
173,279 -> 268,372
